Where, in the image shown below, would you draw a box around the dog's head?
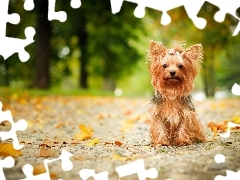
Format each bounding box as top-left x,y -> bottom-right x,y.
148,40 -> 202,99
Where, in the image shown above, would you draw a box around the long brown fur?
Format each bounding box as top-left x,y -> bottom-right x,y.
148,40 -> 206,146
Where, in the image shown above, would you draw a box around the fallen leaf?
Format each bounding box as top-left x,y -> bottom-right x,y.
71,156 -> 84,161
55,121 -> 65,129
105,142 -> 113,145
232,116 -> 240,124
207,120 -> 229,139
36,146 -> 55,158
33,164 -> 57,178
35,139 -> 55,157
124,110 -> 132,115
96,114 -> 105,120
74,124 -> 93,141
207,119 -> 240,139
112,152 -> 130,161
33,164 -> 47,175
86,139 -> 99,146
120,115 -> 141,132
0,143 -> 22,157
114,141 -> 122,146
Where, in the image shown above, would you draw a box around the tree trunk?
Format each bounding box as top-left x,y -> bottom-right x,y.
208,61 -> 215,96
202,50 -> 215,97
77,14 -> 88,89
102,78 -> 116,91
33,0 -> 51,89
3,60 -> 10,86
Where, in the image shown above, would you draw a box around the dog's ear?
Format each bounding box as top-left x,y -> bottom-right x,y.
147,40 -> 167,62
181,44 -> 203,63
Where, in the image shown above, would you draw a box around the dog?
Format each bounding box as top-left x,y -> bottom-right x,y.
147,40 -> 206,146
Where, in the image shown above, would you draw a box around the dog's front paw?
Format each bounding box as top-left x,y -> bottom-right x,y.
151,137 -> 170,146
174,137 -> 192,146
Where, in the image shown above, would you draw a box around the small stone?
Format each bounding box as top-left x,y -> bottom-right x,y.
140,138 -> 151,146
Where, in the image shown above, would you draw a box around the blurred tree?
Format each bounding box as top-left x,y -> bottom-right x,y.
33,0 -> 51,89
196,2 -> 238,97
59,1 -> 146,90
0,0 -> 35,87
216,37 -> 240,89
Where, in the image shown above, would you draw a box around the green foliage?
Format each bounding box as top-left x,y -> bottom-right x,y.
1,1 -> 240,96
216,39 -> 240,89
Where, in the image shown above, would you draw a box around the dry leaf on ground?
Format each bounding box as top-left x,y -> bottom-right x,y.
0,143 -> 22,157
33,164 -> 57,178
35,139 -> 55,157
232,116 -> 240,124
74,124 -> 93,141
112,152 -> 130,161
114,141 -> 123,146
86,139 -> 99,146
208,119 -> 240,139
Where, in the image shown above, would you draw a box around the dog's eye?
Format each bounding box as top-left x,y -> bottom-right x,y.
163,64 -> 168,68
178,64 -> 183,69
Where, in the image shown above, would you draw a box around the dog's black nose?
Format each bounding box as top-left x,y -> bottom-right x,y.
170,71 -> 176,76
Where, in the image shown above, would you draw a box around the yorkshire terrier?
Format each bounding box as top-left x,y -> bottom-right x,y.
147,40 -> 206,146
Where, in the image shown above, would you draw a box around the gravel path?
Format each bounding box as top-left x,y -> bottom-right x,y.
1,95 -> 240,180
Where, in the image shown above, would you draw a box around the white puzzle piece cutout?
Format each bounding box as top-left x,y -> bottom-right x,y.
0,102 -> 28,150
79,169 -> 109,180
21,150 -> 73,180
110,0 -> 240,35
0,0 -> 35,62
116,159 -> 158,180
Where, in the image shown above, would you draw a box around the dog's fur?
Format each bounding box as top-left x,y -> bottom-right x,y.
147,40 -> 206,146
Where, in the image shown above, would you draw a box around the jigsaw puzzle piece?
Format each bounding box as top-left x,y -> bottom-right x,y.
0,0 -> 35,62
231,83 -> 240,96
0,0 -> 20,37
70,0 -> 81,9
21,150 -> 73,180
207,0 -> 240,22
48,0 -> 67,22
0,101 -> 28,150
79,169 -> 109,180
110,0 -> 124,14
110,0 -> 184,25
215,170 -> 240,180
207,0 -> 240,36
0,27 -> 35,62
0,156 -> 15,180
183,0 -> 206,29
21,164 -> 50,180
24,0 -> 34,11
116,159 -> 158,180
44,149 -> 73,171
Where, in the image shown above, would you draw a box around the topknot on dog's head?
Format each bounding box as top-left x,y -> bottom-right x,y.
147,40 -> 203,68
172,41 -> 186,54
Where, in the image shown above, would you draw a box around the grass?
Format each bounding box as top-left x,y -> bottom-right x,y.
0,86 -> 115,99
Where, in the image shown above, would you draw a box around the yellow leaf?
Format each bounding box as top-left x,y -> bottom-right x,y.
74,124 -> 93,141
112,152 -> 130,161
232,116 -> 240,124
33,164 -> 57,178
0,143 -> 22,157
86,139 -> 99,146
33,164 -> 47,175
212,126 -> 217,139
71,156 -> 84,161
120,116 -> 141,132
